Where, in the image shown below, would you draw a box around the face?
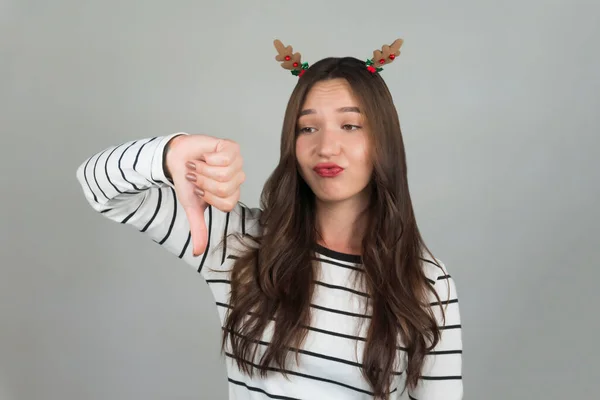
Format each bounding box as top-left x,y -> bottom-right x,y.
295,78 -> 373,206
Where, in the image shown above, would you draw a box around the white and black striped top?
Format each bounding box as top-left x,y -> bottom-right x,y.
76,133 -> 463,400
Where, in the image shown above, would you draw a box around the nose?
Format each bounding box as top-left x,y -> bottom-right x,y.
316,128 -> 341,158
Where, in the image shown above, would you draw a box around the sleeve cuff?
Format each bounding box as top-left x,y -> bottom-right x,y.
151,132 -> 189,188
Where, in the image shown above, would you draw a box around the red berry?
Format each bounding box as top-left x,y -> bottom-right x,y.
293,62 -> 299,67
299,69 -> 306,77
285,55 -> 291,61
389,54 -> 396,60
379,58 -> 385,64
367,65 -> 376,73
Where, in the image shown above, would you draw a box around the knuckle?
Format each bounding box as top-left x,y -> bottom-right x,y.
215,168 -> 229,182
223,154 -> 234,164
194,162 -> 204,175
223,198 -> 236,211
215,184 -> 229,197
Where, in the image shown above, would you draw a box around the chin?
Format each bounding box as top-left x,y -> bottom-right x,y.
301,174 -> 371,205
311,186 -> 366,204
313,192 -> 352,203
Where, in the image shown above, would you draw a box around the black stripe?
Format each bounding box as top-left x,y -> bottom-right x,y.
82,155 -> 98,203
118,141 -> 141,191
426,277 -> 436,285
147,137 -> 166,185
308,324 -> 369,342
314,243 -> 362,264
206,279 -> 231,284
207,276 -> 371,298
420,258 -> 441,268
221,212 -> 230,265
437,275 -> 451,280
158,188 -> 177,244
310,304 -> 371,319
141,187 -> 162,232
224,329 -> 399,373
420,375 -> 462,381
314,257 -> 363,272
227,378 -> 300,400
100,208 -> 112,214
179,231 -> 191,259
215,302 -> 366,342
429,349 -> 462,355
430,298 -> 458,306
313,281 -> 369,298
228,255 -> 239,260
241,206 -> 246,235
225,352 -> 375,396
440,324 -> 461,330
409,395 -> 418,400
215,302 -> 431,356
198,206 -> 212,273
121,198 -> 144,224
211,278 -> 373,318
133,137 -> 157,176
104,145 -> 123,194
92,149 -> 110,201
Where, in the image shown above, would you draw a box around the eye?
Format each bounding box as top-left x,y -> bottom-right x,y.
298,127 -> 316,134
342,124 -> 361,131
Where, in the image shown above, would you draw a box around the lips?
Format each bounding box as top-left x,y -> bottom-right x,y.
313,163 -> 344,177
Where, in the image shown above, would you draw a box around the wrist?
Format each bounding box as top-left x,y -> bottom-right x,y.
163,134 -> 186,181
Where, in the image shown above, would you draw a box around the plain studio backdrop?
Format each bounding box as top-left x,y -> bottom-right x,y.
1,0 -> 598,399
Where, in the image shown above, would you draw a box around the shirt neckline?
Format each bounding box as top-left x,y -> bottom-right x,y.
313,243 -> 362,264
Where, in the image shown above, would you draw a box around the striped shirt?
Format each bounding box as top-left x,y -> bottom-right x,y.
75,133 -> 463,399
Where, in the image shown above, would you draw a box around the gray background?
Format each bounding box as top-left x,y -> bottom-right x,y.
1,0 -> 598,399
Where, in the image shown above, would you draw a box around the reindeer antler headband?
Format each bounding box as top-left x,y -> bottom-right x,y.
273,38 -> 404,77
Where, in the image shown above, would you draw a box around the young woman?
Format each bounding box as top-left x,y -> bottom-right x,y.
76,41 -> 463,400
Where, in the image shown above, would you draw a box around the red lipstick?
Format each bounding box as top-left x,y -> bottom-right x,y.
313,163 -> 344,177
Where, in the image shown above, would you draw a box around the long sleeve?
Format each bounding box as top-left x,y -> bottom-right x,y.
405,262 -> 463,400
75,134 -> 255,276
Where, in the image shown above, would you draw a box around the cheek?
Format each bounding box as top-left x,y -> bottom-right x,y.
295,137 -> 309,164
350,137 -> 373,172
294,137 -> 309,175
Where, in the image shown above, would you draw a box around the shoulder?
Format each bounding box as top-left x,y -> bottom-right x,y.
419,249 -> 452,285
419,250 -> 460,304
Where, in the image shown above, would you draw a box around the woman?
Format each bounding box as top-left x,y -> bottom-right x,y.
76,41 -> 463,399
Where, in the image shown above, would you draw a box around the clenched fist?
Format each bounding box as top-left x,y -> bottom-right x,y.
165,134 -> 245,256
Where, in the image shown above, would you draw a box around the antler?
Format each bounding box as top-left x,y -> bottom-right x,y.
273,39 -> 303,70
371,38 -> 404,67
274,39 -> 309,76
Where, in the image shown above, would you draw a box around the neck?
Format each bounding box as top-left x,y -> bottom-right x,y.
315,196 -> 369,255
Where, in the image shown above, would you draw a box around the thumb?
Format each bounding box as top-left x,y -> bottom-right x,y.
184,200 -> 209,257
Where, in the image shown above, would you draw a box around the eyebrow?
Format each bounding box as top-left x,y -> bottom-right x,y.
298,106 -> 361,116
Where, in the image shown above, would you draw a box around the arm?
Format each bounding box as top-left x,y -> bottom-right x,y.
75,133 -> 229,273
406,264 -> 463,399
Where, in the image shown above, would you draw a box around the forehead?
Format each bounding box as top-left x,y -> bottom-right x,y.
302,78 -> 359,108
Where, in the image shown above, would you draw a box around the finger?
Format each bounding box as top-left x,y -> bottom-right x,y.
193,158 -> 242,182
201,188 -> 240,212
203,149 -> 237,167
183,201 -> 209,256
187,172 -> 241,198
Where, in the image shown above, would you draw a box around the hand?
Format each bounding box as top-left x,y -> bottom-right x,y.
165,134 -> 245,256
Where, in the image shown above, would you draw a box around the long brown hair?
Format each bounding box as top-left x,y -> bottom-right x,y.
221,57 -> 445,398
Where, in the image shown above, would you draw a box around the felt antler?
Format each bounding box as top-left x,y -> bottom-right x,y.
366,38 -> 404,73
274,39 -> 309,77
